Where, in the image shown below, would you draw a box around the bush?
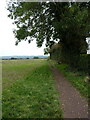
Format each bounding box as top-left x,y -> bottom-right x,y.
33,56 -> 39,59
88,54 -> 90,75
50,43 -> 89,73
78,54 -> 88,73
51,48 -> 88,73
11,57 -> 17,60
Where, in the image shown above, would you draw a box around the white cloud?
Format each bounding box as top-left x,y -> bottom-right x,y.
0,0 -> 45,56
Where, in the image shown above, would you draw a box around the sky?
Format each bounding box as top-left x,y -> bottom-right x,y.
0,0 -> 45,56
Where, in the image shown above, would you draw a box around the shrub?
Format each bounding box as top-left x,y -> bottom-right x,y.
78,54 -> 88,73
33,56 -> 39,59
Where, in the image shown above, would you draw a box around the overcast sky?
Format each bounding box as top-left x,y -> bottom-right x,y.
0,0 -> 45,56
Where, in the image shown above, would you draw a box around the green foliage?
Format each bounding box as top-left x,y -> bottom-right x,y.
33,56 -> 39,59
50,46 -> 88,73
8,2 -> 89,46
78,54 -> 88,73
87,54 -> 90,91
2,59 -> 63,118
7,2 -> 90,69
44,48 -> 49,55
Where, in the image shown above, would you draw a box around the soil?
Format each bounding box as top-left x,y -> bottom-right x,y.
50,65 -> 88,119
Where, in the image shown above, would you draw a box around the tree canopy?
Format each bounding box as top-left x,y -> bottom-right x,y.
7,1 -> 90,66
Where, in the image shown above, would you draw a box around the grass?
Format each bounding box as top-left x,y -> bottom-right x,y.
2,59 -> 62,118
49,60 -> 88,99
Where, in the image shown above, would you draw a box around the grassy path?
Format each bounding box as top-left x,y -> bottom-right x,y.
2,59 -> 62,118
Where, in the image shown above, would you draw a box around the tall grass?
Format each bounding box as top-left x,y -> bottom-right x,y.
2,59 -> 62,118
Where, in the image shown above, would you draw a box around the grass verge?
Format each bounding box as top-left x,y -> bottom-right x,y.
2,59 -> 62,118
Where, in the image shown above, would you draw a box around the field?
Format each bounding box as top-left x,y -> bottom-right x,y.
2,59 -> 62,118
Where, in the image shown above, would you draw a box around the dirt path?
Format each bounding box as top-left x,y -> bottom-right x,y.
50,65 -> 88,118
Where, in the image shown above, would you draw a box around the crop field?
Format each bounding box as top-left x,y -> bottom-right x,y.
2,59 -> 62,118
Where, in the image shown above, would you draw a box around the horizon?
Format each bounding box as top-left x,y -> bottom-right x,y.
0,55 -> 48,57
0,55 -> 49,59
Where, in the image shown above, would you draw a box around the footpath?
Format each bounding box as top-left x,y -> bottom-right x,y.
50,65 -> 88,118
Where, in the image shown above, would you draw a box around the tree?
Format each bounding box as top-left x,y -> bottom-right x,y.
7,1 -> 90,67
